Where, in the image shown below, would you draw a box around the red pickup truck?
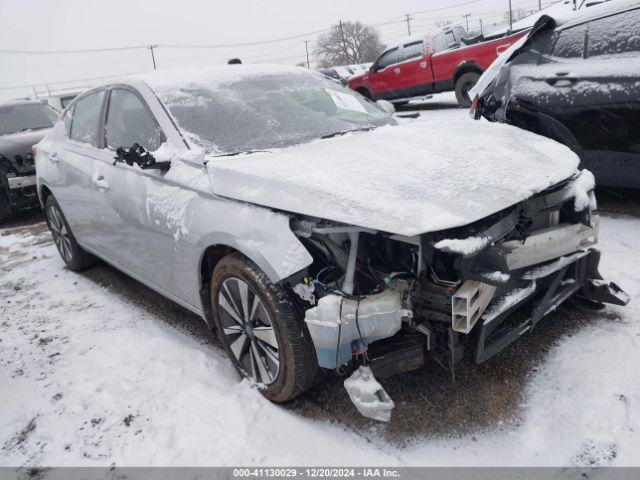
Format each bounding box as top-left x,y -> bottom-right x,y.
348,25 -> 528,107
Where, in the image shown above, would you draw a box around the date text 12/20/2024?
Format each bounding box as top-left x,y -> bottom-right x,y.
233,468 -> 401,478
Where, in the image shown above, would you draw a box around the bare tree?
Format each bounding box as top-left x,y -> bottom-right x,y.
314,21 -> 384,68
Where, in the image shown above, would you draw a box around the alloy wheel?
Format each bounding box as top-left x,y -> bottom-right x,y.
47,204 -> 73,264
217,277 -> 281,385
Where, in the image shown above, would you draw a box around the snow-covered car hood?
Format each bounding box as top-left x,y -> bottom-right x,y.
207,120 -> 579,236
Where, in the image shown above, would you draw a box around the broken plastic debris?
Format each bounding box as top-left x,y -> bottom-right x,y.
344,366 -> 395,422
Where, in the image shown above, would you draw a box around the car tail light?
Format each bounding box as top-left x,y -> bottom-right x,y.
31,145 -> 37,157
469,95 -> 480,119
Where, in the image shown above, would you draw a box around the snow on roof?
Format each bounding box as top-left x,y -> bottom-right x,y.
130,64 -> 311,92
384,34 -> 427,51
487,0 -> 639,36
558,0 -> 640,27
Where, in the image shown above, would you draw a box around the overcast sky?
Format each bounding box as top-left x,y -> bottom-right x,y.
0,0 -> 555,100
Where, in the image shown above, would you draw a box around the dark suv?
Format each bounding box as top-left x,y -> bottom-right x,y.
471,1 -> 640,188
0,100 -> 58,220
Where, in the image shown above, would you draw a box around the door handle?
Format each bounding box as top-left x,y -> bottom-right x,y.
545,77 -> 577,87
92,175 -> 109,190
394,68 -> 401,74
49,152 -> 60,164
419,61 -> 427,69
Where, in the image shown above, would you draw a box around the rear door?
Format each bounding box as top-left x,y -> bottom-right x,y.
47,90 -> 106,249
367,48 -> 400,99
519,9 -> 640,187
570,9 -> 640,187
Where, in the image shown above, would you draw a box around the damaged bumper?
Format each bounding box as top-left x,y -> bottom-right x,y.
7,174 -> 37,190
476,247 -> 629,364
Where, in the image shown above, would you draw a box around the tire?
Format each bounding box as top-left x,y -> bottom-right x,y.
45,195 -> 96,271
454,72 -> 481,108
357,88 -> 371,100
211,253 -> 321,402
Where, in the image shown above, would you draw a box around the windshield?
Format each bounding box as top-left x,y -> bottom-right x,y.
155,71 -> 395,154
0,103 -> 58,135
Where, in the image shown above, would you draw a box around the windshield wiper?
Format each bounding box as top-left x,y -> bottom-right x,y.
320,126 -> 374,139
211,149 -> 271,158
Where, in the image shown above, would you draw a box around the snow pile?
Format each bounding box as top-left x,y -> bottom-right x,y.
564,170 -> 597,212
434,236 -> 492,256
484,271 -> 511,283
344,367 -> 395,423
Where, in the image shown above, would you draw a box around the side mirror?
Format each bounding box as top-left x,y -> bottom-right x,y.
376,100 -> 396,114
113,143 -> 171,172
370,64 -> 378,73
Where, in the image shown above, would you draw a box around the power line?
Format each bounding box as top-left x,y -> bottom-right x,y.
0,45 -> 149,55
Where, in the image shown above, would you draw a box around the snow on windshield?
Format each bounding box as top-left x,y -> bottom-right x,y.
137,65 -> 393,154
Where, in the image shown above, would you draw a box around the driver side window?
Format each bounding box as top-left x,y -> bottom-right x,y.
104,88 -> 164,152
376,48 -> 399,70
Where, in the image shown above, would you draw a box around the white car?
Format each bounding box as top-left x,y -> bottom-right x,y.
34,65 -> 628,404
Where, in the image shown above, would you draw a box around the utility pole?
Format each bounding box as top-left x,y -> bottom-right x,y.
462,13 -> 471,32
338,20 -> 351,64
508,0 -> 513,32
304,40 -> 310,68
405,14 -> 412,36
148,44 -> 157,70
479,18 -> 483,35
538,0 -> 542,10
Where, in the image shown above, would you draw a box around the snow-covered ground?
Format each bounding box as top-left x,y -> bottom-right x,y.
1,102 -> 639,467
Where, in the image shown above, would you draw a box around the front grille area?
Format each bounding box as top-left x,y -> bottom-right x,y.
530,209 -> 560,231
14,153 -> 34,168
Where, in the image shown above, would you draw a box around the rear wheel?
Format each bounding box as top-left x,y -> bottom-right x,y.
211,253 -> 321,402
45,195 -> 96,271
455,72 -> 481,108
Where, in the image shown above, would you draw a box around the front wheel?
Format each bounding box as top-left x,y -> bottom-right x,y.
211,253 -> 321,402
455,72 -> 481,108
45,195 -> 96,271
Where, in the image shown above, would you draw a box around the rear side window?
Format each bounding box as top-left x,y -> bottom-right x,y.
553,24 -> 587,59
104,89 -> 164,151
586,10 -> 640,57
376,48 -> 399,69
399,41 -> 423,62
432,31 -> 457,53
69,91 -> 105,146
60,96 -> 76,109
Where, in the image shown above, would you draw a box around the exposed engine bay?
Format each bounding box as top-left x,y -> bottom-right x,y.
288,171 -> 630,390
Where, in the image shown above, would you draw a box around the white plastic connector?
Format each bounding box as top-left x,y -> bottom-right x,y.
451,280 -> 496,333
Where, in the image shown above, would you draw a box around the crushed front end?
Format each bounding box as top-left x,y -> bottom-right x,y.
290,170 -> 629,381
0,149 -> 39,220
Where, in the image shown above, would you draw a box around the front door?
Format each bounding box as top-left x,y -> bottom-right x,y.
368,47 -> 401,100
90,86 -> 177,292
394,40 -> 432,96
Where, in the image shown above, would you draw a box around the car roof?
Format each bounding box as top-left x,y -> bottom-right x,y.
0,99 -> 49,109
556,0 -> 640,30
127,64 -> 312,92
